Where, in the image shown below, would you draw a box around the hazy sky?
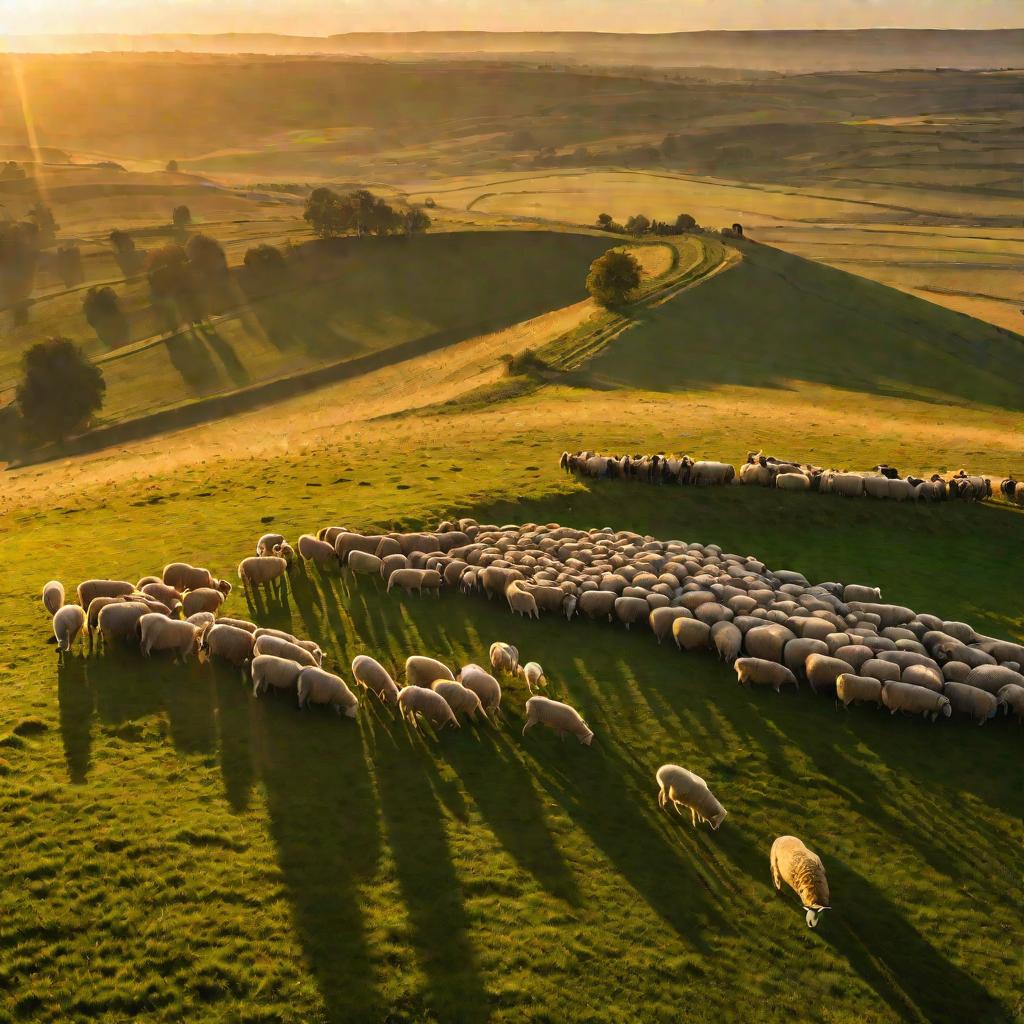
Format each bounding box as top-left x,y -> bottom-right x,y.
0,0 -> 1021,35
0,0 -> 1019,35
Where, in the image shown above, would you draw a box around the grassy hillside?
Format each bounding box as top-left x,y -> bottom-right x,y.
1,406 -> 1021,1022
2,231 -> 612,430
586,240 -> 1024,409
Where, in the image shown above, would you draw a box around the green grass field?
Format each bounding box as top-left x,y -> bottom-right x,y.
3,424 -> 1022,1023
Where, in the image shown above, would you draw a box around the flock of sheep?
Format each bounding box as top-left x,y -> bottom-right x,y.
40,511 -> 1024,929
560,449 -> 1024,505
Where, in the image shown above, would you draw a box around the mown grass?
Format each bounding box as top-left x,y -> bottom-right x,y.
2,409 -> 1022,1022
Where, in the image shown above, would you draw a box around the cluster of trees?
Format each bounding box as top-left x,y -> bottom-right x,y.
303,188 -> 430,240
144,233 -> 228,331
596,212 -> 699,237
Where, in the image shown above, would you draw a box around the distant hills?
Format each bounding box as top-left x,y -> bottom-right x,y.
2,29 -> 1023,72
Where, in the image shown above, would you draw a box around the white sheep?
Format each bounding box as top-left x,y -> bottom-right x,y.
52,604 -> 86,654
297,534 -> 338,566
835,673 -> 884,709
139,613 -> 199,660
42,580 -> 65,616
881,681 -> 951,720
506,581 -> 539,619
77,579 -> 135,609
162,563 -> 231,595
97,601 -> 151,644
656,764 -> 727,830
943,682 -> 1002,724
251,654 -> 303,697
297,667 -> 359,717
397,685 -> 460,731
253,634 -> 319,667
238,556 -> 288,590
489,642 -> 519,675
256,533 -> 285,556
182,587 -> 225,617
517,662 -> 546,691
347,550 -> 383,575
734,657 -> 798,693
458,664 -> 502,716
405,655 -> 455,688
522,696 -> 593,745
770,836 -> 831,928
201,623 -> 256,666
351,654 -> 400,706
433,680 -> 487,721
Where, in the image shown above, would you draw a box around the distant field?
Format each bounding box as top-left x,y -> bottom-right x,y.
411,169 -> 1024,332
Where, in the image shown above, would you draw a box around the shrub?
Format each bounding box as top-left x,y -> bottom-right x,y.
585,249 -> 642,308
15,337 -> 106,443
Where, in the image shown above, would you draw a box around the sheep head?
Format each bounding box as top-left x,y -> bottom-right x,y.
803,905 -> 830,929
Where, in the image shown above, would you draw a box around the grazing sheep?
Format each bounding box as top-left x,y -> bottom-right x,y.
433,680 -> 487,721
614,595 -> 650,630
406,655 -> 455,688
97,601 -> 151,644
776,472 -> 810,491
997,683 -> 1024,721
251,627 -> 321,662
86,595 -> 126,635
770,836 -> 831,928
734,658 -> 799,693
397,685 -> 460,731
861,658 -> 901,684
381,553 -> 411,584
141,582 -> 184,612
578,590 -> 618,621
351,655 -> 400,706
711,621 -> 743,663
836,673 -> 884,709
216,616 -> 257,633
506,581 -> 539,620
257,533 -> 285,556
418,569 -> 443,599
251,654 -> 303,697
42,580 -> 64,615
783,638 -> 829,680
182,587 -> 225,617
901,663 -> 944,693
238,556 -> 289,591
650,606 -> 692,644
77,579 -> 135,609
804,655 -> 855,696
489,642 -> 519,675
162,563 -> 231,595
843,584 -> 881,603
744,624 -> 795,663
253,634 -> 319,667
347,550 -> 383,575
201,623 -> 256,666
139,614 -> 199,659
458,664 -> 502,715
298,534 -> 338,566
518,662 -> 546,691
297,667 -> 358,717
387,567 -> 432,595
52,604 -> 86,654
943,682 -> 1002,724
136,575 -> 162,589
673,617 -> 711,651
656,764 -> 727,830
964,664 -> 1024,696
881,681 -> 951,721
522,696 -> 593,745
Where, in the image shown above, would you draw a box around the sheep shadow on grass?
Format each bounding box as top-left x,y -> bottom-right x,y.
822,856 -> 1013,1024
56,656 -> 95,784
253,690 -> 384,1023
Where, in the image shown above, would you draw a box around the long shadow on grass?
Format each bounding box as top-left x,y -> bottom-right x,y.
56,656 -> 95,783
211,664 -> 255,813
823,857 -> 1012,1024
253,690 -> 383,1022
372,716 -> 491,1023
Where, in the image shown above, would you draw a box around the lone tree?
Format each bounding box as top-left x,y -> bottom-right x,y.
185,232 -> 228,278
243,243 -> 287,276
108,228 -> 143,276
146,243 -> 202,329
16,337 -> 106,443
166,159 -> 179,172
586,249 -> 642,308
674,213 -> 697,233
83,286 -> 130,348
172,204 -> 192,231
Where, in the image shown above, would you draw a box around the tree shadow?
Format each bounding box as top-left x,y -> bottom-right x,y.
195,323 -> 250,388
253,694 -> 383,1022
165,329 -> 225,395
373,719 -> 491,1022
824,856 -> 1012,1024
56,656 -> 94,784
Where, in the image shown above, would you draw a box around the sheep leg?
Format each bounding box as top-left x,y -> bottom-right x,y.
690,808 -> 698,828
522,718 -> 536,737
